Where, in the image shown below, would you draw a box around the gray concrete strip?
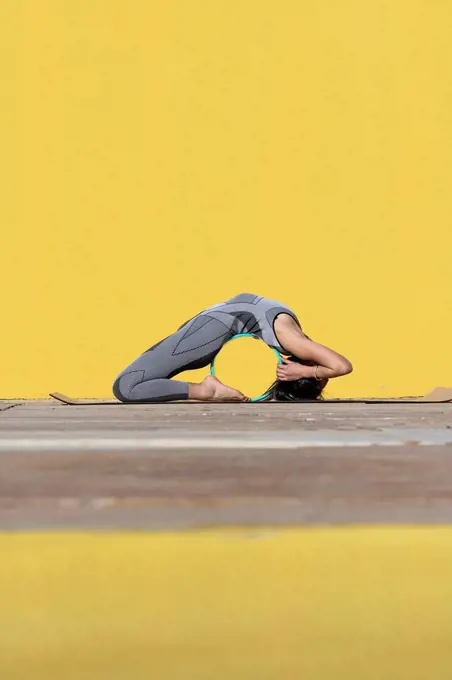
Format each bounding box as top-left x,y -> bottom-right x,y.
0,428 -> 452,452
2,402 -> 451,434
4,502 -> 452,530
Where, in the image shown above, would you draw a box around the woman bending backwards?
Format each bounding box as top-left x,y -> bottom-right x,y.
113,293 -> 352,403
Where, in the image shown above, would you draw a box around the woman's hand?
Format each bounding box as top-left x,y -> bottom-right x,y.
276,359 -> 311,381
274,316 -> 353,379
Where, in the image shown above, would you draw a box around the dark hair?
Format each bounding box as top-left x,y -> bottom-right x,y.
267,355 -> 325,402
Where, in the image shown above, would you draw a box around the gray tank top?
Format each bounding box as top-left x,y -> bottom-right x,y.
202,293 -> 301,354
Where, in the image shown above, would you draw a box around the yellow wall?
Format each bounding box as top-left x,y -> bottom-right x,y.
1,528 -> 452,679
1,1 -> 451,398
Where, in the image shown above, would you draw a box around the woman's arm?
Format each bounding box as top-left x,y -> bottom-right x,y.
274,315 -> 353,381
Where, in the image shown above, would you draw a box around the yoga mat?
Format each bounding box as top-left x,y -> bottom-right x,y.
49,387 -> 452,405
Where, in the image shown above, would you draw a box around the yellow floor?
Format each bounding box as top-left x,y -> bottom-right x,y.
1,528 -> 452,680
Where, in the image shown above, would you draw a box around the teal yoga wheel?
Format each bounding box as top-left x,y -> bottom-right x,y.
209,332 -> 283,402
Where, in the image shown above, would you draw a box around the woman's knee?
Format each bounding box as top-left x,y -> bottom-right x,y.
112,375 -> 129,402
112,370 -> 145,403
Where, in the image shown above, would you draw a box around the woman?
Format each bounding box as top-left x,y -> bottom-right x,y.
113,293 -> 352,403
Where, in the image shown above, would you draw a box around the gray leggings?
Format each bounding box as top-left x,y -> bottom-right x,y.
113,314 -> 235,402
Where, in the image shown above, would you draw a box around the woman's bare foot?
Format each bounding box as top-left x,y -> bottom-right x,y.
190,375 -> 249,402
